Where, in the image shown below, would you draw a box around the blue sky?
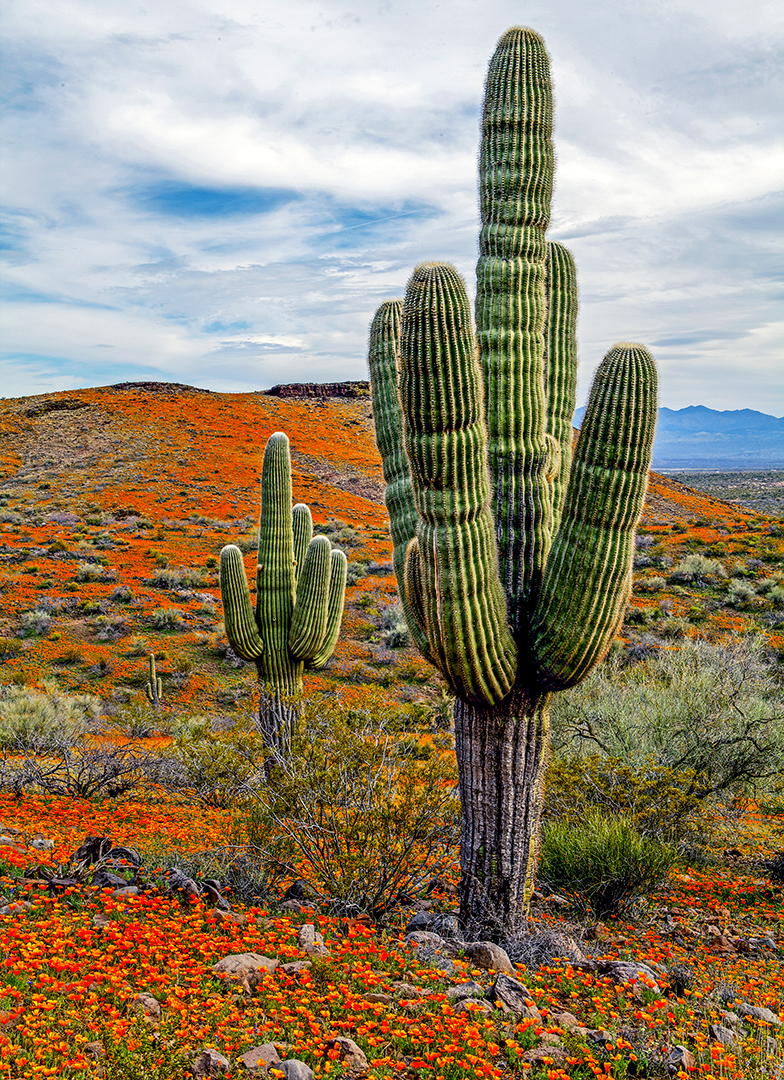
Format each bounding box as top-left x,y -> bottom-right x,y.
1,0 -> 782,413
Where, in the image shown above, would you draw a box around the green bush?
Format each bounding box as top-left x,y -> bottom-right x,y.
148,607 -> 185,631
0,681 -> 100,751
550,635 -> 784,800
538,810 -> 676,917
166,712 -> 265,807
150,566 -> 206,590
544,754 -> 708,844
19,609 -> 52,637
240,692 -> 459,917
668,553 -> 726,586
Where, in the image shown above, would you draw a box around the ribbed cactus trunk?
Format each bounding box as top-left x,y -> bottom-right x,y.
369,28 -> 658,939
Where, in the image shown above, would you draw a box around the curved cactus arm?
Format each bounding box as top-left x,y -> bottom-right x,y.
531,343 -> 658,689
292,503 -> 313,583
367,298 -> 433,659
220,544 -> 266,660
288,534 -> 331,660
477,27 -> 556,634
544,241 -> 579,534
308,547 -> 348,669
398,262 -> 517,706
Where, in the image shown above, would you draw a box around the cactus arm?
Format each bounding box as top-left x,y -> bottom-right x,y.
531,343 -> 658,689
308,547 -> 348,669
476,27 -> 555,634
544,241 -> 579,534
292,503 -> 313,583
398,262 -> 517,706
219,544 -> 266,660
367,298 -> 433,658
288,534 -> 331,660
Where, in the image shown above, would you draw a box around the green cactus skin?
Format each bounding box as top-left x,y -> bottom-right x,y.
145,653 -> 163,707
398,263 -> 516,705
220,431 -> 347,749
368,27 -> 658,935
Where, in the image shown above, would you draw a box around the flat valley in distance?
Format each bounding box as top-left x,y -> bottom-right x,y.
660,471 -> 784,521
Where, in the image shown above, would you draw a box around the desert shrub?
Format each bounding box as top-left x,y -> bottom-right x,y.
725,578 -> 757,608
237,528 -> 259,554
74,561 -> 115,583
7,741 -> 156,798
0,681 -> 100,751
380,601 -> 410,648
110,585 -> 135,603
150,566 -> 206,590
345,559 -> 370,586
314,518 -> 363,549
657,616 -> 689,639
538,810 -> 676,917
148,607 -> 185,631
164,713 -> 266,807
635,576 -> 665,593
550,635 -> 784,800
0,638 -> 23,661
769,586 -> 784,607
241,693 -> 459,917
93,614 -> 128,641
668,553 -> 726,586
19,609 -> 52,637
544,754 -> 708,844
104,699 -> 160,739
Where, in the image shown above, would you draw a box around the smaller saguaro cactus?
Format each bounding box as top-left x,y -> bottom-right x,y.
145,654 -> 163,708
219,431 -> 348,751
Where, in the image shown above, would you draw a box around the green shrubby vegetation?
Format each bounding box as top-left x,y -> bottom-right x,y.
0,680 -> 100,750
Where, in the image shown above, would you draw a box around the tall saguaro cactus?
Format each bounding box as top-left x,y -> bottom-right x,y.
219,432 -> 348,751
369,28 -> 658,937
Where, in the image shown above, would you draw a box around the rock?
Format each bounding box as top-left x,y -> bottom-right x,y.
192,1048 -> 231,1076
708,1024 -> 736,1047
405,911 -> 435,933
212,953 -> 279,991
491,972 -> 536,1015
201,879 -> 231,910
92,913 -> 112,928
586,1029 -> 614,1046
666,1045 -> 696,1071
405,931 -> 445,948
0,901 -> 33,916
297,924 -> 324,949
278,1062 -> 314,1080
509,930 -> 587,968
736,1002 -> 782,1026
362,992 -> 393,1005
522,1046 -> 569,1067
454,998 -> 494,1016
166,867 -> 202,899
445,981 -> 484,1003
391,982 -> 426,997
327,1036 -> 367,1071
405,911 -> 462,940
130,992 -> 161,1022
463,941 -> 515,974
112,886 -> 139,898
550,1010 -> 581,1031
282,879 -> 310,901
605,961 -> 664,990
211,909 -> 247,927
84,1041 -> 105,1058
236,1043 -> 281,1072
280,961 -> 312,975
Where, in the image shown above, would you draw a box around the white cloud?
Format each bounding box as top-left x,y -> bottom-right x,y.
1,0 -> 782,414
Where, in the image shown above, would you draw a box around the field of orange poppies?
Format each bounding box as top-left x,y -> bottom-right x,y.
1,382 -> 783,1080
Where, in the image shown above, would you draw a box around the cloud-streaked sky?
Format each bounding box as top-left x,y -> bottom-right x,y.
2,0 -> 782,413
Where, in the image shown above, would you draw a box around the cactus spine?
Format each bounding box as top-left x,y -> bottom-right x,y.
369,28 -> 658,935
219,432 -> 348,751
145,654 -> 163,708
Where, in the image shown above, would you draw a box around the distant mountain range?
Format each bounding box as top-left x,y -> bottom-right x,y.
574,404 -> 784,470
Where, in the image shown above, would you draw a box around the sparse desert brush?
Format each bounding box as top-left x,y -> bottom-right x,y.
0,679 -> 100,751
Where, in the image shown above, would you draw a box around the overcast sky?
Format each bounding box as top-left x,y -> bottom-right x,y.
2,0 -> 782,413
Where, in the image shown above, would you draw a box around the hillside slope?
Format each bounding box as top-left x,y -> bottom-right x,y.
1,383 -> 782,719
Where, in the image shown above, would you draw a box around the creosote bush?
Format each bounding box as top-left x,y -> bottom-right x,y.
550,635 -> 784,800
0,681 -> 100,751
238,692 -> 459,918
538,809 -> 677,918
